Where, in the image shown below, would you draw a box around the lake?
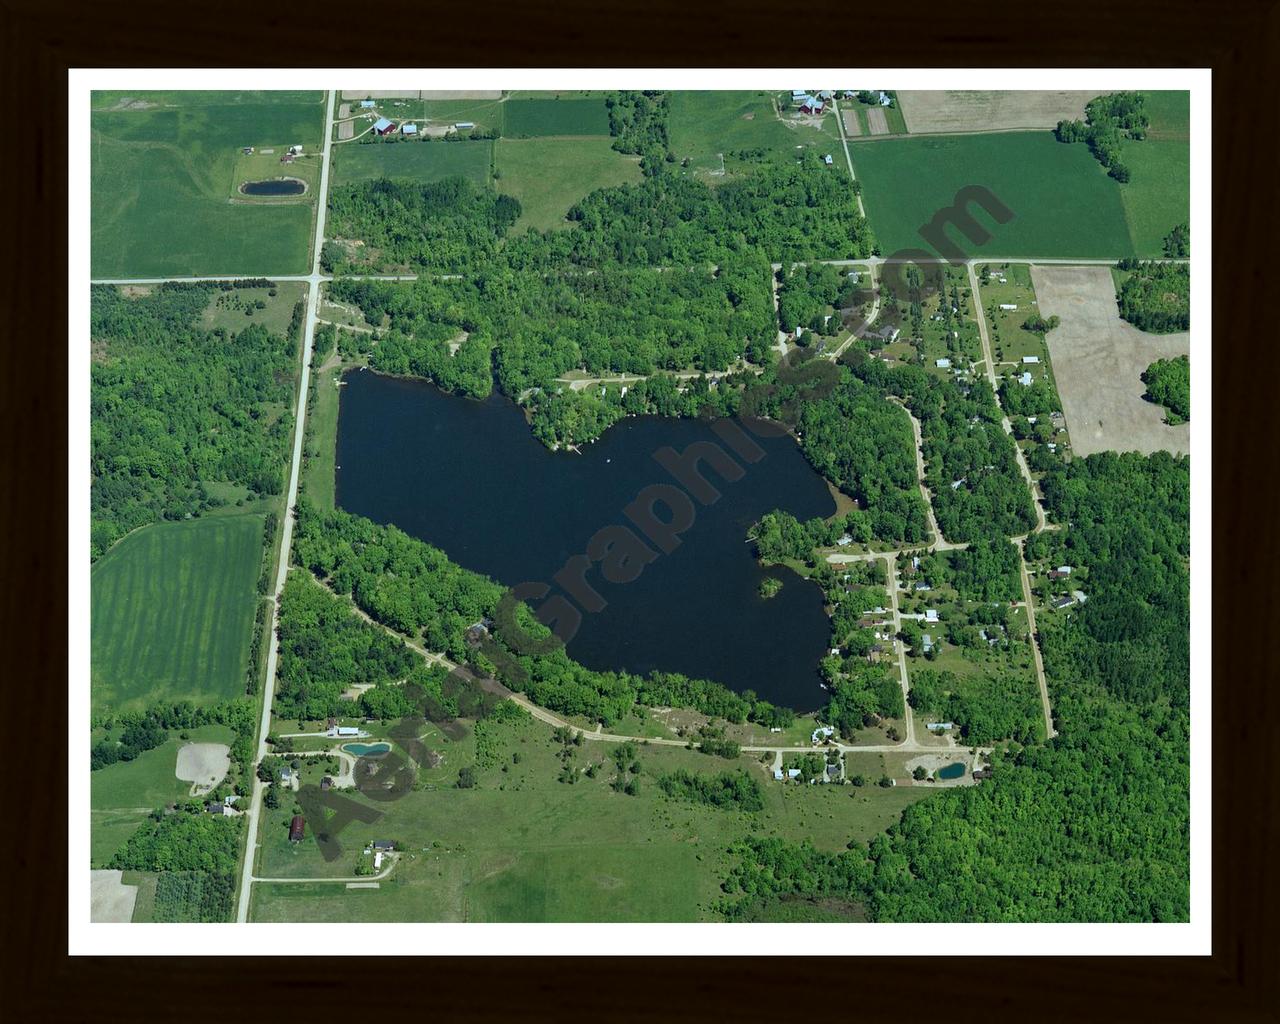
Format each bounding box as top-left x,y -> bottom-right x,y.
239,178 -> 306,197
335,371 -> 837,711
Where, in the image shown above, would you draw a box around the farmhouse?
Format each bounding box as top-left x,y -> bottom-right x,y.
878,91 -> 892,106
812,725 -> 836,744
372,117 -> 395,135
859,323 -> 900,344
289,815 -> 305,843
924,609 -> 939,624
823,154 -> 834,166
936,358 -> 951,369
1019,372 -> 1034,386
1053,595 -> 1075,610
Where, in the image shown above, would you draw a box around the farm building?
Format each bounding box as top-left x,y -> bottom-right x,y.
327,725 -> 360,737
936,358 -> 951,368
289,815 -> 305,843
812,725 -> 836,744
1022,355 -> 1040,364
823,154 -> 834,165
999,303 -> 1018,311
791,89 -> 808,100
454,121 -> 476,130
878,91 -> 893,106
401,123 -> 418,135
373,117 -> 395,135
360,99 -> 376,108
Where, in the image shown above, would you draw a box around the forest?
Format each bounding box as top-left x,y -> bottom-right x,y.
290,500 -> 797,728
907,667 -> 1043,746
274,572 -> 422,721
1116,260 -> 1190,332
845,352 -> 1037,543
1142,354 -> 1190,423
90,283 -> 298,557
720,447 -> 1190,921
1054,91 -> 1149,182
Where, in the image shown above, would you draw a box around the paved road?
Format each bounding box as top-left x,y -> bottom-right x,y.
235,88 -> 337,925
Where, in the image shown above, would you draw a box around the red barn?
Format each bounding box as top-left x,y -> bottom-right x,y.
289,815 -> 305,843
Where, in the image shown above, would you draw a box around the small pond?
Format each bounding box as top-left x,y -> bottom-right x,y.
239,177 -> 306,197
343,742 -> 390,756
937,762 -> 966,780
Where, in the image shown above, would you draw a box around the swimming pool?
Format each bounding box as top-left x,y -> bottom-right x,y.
342,742 -> 390,756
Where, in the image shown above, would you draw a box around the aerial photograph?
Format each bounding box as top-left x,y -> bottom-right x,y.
86,83 -> 1193,927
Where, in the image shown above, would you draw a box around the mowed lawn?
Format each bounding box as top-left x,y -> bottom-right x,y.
91,514 -> 264,715
1118,91 -> 1190,257
503,97 -> 609,137
496,138 -> 642,232
91,92 -> 325,277
669,91 -> 839,175
851,131 -> 1135,258
90,723 -> 235,865
331,140 -> 493,186
249,713 -> 932,922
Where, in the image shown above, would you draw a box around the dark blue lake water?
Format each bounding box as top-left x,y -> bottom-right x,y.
335,370 -> 836,710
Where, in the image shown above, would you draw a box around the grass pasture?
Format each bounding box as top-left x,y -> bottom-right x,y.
91,724 -> 236,866
496,138 -> 642,232
503,97 -> 609,137
91,515 -> 264,715
851,131 -> 1135,259
91,92 -> 325,277
332,140 -> 493,186
669,91 -> 839,176
249,711 -> 933,922
1118,91 -> 1190,257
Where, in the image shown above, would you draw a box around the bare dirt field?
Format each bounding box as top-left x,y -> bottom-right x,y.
338,120 -> 354,141
866,107 -> 890,135
175,742 -> 230,796
343,90 -> 504,101
1032,265 -> 1190,458
897,90 -> 1101,135
421,91 -> 502,100
90,870 -> 138,923
841,110 -> 862,137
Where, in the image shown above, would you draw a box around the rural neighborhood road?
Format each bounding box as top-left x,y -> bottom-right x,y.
235,88 -> 337,925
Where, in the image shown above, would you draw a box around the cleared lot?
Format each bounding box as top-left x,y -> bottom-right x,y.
175,742 -> 231,796
866,107 -> 889,135
897,90 -> 1100,135
90,870 -> 138,923
1031,265 -> 1190,457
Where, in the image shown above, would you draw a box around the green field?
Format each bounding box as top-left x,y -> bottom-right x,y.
496,138 -> 642,232
91,92 -> 325,277
851,131 -> 1136,259
1118,91 -> 1191,257
503,97 -> 609,137
199,281 -> 307,334
91,515 -> 264,715
669,91 -> 840,175
331,140 -> 493,186
249,711 -> 931,922
91,724 -> 235,865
